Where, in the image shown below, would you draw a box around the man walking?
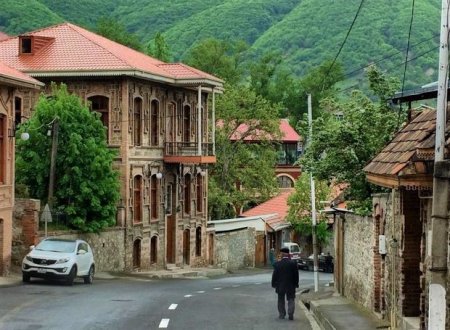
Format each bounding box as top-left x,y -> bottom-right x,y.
271,247 -> 299,320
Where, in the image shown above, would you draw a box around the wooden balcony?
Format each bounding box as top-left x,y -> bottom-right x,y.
164,142 -> 216,164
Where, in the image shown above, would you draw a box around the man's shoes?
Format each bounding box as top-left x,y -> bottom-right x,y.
288,315 -> 294,320
279,315 -> 285,319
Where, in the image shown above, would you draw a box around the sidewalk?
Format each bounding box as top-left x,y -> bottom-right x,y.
300,286 -> 390,330
0,266 -> 230,288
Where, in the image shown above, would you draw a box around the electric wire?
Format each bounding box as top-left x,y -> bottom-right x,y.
321,0 -> 365,90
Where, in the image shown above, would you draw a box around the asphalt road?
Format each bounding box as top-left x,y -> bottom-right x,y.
0,269 -> 332,330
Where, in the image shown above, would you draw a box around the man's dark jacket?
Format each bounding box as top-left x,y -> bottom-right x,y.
271,257 -> 299,297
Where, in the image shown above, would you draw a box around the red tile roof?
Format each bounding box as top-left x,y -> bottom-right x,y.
0,31 -> 9,41
364,106 -> 437,177
229,119 -> 301,142
241,189 -> 294,231
0,60 -> 43,87
0,23 -> 223,87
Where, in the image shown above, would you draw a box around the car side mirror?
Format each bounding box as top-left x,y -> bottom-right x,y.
77,249 -> 87,255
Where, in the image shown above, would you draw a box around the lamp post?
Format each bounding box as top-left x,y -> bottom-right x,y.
47,118 -> 59,209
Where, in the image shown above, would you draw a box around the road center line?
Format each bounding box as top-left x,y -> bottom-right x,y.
184,294 -> 192,297
159,318 -> 170,328
213,287 -> 222,290
168,304 -> 178,310
196,291 -> 205,293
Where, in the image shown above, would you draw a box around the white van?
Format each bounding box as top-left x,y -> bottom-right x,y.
281,242 -> 304,268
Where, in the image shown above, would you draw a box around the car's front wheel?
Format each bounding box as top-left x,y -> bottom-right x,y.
84,265 -> 95,284
66,265 -> 77,286
22,273 -> 30,283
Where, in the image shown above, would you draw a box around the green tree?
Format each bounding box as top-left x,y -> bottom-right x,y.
146,32 -> 171,62
96,17 -> 143,51
287,173 -> 332,246
15,84 -> 121,232
184,38 -> 248,85
209,85 -> 281,219
299,66 -> 404,214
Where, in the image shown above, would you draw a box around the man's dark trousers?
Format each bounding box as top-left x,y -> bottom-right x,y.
277,292 -> 295,318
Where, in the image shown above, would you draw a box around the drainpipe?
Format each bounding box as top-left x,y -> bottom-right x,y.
212,89 -> 216,155
198,85 -> 202,156
428,1 -> 449,328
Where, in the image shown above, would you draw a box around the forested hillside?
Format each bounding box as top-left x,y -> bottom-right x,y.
0,0 -> 441,88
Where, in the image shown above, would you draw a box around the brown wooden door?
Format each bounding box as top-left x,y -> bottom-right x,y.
166,215 -> 175,264
208,233 -> 214,265
255,235 -> 266,267
183,229 -> 190,265
133,239 -> 141,269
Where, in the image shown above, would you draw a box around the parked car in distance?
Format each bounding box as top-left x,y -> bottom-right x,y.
281,242 -> 306,269
22,238 -> 95,285
305,253 -> 334,272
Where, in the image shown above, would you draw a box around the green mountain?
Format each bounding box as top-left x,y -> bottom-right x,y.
0,0 -> 442,88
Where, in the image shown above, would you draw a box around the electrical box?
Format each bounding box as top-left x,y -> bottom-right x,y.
379,235 -> 387,255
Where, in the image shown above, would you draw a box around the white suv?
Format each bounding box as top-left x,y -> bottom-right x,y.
22,238 -> 95,285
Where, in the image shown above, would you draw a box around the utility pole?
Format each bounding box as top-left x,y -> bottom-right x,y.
48,118 -> 59,209
308,94 -> 319,292
428,1 -> 450,328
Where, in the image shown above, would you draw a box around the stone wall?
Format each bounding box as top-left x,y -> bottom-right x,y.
215,228 -> 256,270
12,199 -> 125,272
343,213 -> 375,309
39,229 -> 125,272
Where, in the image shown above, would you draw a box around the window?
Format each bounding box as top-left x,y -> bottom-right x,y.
277,176 -> 294,188
184,174 -> 191,214
195,227 -> 201,256
0,115 -> 4,184
196,173 -> 203,213
183,105 -> 191,142
20,37 -> 32,54
14,97 -> 22,127
88,96 -> 109,141
134,98 -> 142,146
133,175 -> 143,223
150,175 -> 158,219
150,100 -> 159,146
277,143 -> 299,165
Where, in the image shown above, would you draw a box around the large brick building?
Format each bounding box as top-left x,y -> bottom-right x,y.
0,61 -> 42,275
0,23 -> 223,271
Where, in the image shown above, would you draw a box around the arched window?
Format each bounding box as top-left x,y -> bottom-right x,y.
196,227 -> 202,257
134,98 -> 142,146
184,174 -> 191,214
277,175 -> 294,188
183,105 -> 191,143
150,175 -> 158,219
0,115 -> 5,184
133,175 -> 143,223
150,100 -> 159,146
150,236 -> 158,264
196,173 -> 203,213
88,96 -> 109,141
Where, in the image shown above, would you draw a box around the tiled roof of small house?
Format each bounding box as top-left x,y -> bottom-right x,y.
0,60 -> 43,88
0,23 -> 223,88
364,106 -> 444,188
241,189 -> 294,231
229,119 -> 301,142
0,31 -> 9,41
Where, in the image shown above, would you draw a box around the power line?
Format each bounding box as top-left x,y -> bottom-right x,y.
400,0 -> 416,98
339,45 -> 438,94
344,34 -> 439,78
321,0 -> 365,90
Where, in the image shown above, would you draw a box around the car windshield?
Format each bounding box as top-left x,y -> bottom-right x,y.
35,240 -> 76,253
289,245 -> 300,253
